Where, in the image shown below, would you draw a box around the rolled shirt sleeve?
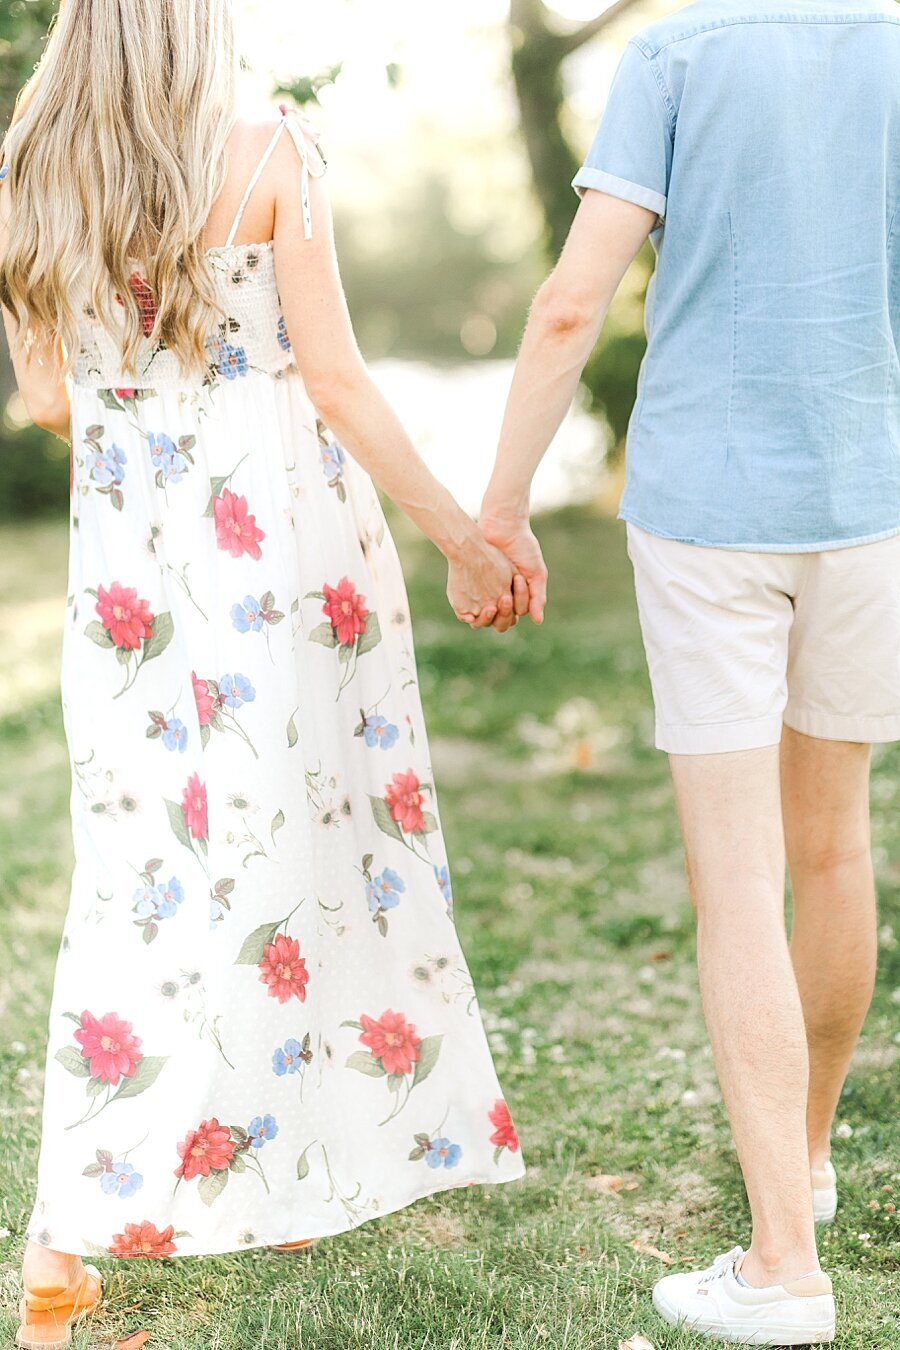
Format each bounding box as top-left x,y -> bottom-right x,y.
573,40 -> 674,222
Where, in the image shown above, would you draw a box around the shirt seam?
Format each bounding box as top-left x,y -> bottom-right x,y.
633,12 -> 900,59
627,39 -> 677,133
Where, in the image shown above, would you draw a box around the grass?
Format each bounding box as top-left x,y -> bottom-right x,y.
0,507 -> 897,1350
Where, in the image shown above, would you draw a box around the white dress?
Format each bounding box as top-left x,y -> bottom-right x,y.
26,112 -> 524,1261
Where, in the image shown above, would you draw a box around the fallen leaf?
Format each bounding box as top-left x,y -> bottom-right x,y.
586,1173 -> 625,1195
629,1239 -> 673,1264
619,1336 -> 656,1350
115,1333 -> 151,1349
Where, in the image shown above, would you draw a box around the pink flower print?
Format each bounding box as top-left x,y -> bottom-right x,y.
181,773 -> 208,840
95,583 -> 155,650
384,770 -> 426,835
359,1009 -> 421,1077
213,488 -> 265,561
322,578 -> 369,646
73,1010 -> 143,1086
191,671 -> 218,727
258,933 -> 310,1004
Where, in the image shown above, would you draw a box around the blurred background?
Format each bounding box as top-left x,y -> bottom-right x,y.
2,5 -> 897,1346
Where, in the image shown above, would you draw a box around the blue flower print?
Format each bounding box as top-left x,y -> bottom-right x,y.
231,596 -> 265,634
219,673 -> 256,709
101,1161 -> 144,1198
159,450 -> 188,485
425,1138 -> 462,1170
248,1113 -> 278,1148
217,343 -> 249,379
161,718 -> 188,753
366,867 -> 406,913
148,432 -> 177,468
154,876 -> 184,919
132,884 -> 157,918
272,1039 -> 303,1076
434,864 -> 452,909
87,443 -> 127,487
363,716 -> 399,751
321,440 -> 346,480
277,316 -> 291,352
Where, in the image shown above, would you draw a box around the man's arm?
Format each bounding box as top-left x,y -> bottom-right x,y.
480,190 -> 656,622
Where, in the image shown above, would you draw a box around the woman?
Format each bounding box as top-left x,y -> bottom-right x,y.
0,2 -> 526,1343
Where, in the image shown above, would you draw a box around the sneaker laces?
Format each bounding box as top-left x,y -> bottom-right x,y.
698,1247 -> 744,1285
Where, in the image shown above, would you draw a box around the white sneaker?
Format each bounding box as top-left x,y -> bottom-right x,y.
812,1160 -> 838,1224
652,1246 -> 835,1345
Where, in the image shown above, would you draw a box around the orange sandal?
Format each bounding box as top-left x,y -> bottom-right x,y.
269,1239 -> 315,1252
16,1263 -> 102,1349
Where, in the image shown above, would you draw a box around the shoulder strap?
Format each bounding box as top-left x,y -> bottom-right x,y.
224,106 -> 327,247
280,105 -> 327,241
224,119 -> 287,247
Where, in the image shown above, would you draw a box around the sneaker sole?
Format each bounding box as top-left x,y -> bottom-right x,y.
652,1288 -> 835,1345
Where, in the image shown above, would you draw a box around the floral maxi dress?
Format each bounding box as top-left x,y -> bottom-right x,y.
26,114 -> 524,1260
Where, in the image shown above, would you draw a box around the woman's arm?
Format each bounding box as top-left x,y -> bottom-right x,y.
271,131 -> 517,631
480,190 -> 656,622
0,182 -> 71,441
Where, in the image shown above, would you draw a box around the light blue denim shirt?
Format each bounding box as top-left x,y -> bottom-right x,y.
573,0 -> 900,551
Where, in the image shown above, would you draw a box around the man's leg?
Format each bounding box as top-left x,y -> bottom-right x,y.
669,745 -> 820,1288
781,726 -> 877,1171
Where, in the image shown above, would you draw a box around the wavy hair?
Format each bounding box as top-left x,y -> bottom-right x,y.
0,0 -> 237,379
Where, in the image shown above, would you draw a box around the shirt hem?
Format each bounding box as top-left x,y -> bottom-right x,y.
572,168 -> 666,220
619,511 -> 900,554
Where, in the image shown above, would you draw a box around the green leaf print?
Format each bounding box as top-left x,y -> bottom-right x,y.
270,809 -> 285,843
164,797 -> 192,852
55,1046 -> 90,1078
419,812 -> 439,836
356,612 -> 382,658
203,476 -> 230,518
84,620 -> 115,650
142,612 -> 174,664
345,1050 -> 387,1078
368,794 -> 403,843
296,1141 -> 317,1181
198,1169 -> 229,1207
233,920 -> 281,965
308,622 -> 338,649
97,391 -> 125,413
85,424 -> 104,440
287,711 -> 299,749
110,1055 -> 168,1102
229,1154 -> 247,1174
411,1035 -> 443,1090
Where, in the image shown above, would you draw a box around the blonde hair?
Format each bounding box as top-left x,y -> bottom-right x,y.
0,0 -> 237,379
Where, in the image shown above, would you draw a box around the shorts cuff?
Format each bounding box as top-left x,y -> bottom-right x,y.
784,705 -> 900,745
655,714 -> 784,755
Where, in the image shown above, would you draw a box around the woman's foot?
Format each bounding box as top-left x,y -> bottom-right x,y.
18,1243 -> 102,1349
21,1242 -> 82,1300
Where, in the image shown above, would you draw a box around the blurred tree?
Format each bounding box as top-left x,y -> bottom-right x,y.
509,0 -> 643,259
508,0 -> 651,448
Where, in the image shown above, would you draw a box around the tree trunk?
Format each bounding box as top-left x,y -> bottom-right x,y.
509,0 -> 644,260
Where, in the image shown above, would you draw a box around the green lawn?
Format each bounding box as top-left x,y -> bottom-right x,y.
0,509 -> 897,1350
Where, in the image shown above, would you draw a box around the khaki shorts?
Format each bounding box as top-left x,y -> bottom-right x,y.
626,522 -> 900,755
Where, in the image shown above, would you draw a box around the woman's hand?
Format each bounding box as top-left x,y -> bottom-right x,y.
479,509 -> 548,624
447,535 -> 518,634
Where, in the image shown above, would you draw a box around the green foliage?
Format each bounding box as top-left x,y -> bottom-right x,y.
0,420 -> 67,519
0,0 -> 56,136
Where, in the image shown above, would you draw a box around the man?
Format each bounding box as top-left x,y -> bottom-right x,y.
479,0 -> 900,1342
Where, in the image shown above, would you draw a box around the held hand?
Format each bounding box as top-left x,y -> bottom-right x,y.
479,510 -> 548,625
446,536 -> 517,634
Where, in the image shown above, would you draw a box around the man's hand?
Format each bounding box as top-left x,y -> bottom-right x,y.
479,511 -> 548,625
